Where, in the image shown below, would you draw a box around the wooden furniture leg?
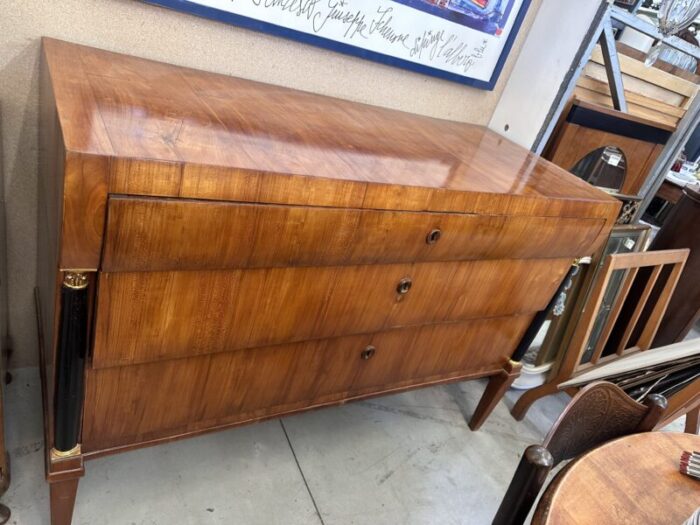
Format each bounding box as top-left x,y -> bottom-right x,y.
469,360 -> 521,430
48,452 -> 84,525
50,478 -> 80,525
511,381 -> 562,421
685,406 -> 699,435
493,444 -> 554,525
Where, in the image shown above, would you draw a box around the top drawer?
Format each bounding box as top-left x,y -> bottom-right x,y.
102,196 -> 605,272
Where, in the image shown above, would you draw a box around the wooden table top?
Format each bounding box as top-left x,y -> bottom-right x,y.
535,432 -> 700,524
42,38 -> 616,205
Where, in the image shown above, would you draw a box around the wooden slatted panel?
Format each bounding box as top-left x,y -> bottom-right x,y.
614,264 -> 664,355
589,267 -> 639,365
577,76 -> 686,118
574,86 -> 680,128
575,45 -> 700,130
584,62 -> 686,107
560,249 -> 689,381
590,46 -> 697,97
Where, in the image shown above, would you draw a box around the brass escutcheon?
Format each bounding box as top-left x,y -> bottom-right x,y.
361,346 -> 376,360
426,229 -> 442,245
396,278 -> 413,295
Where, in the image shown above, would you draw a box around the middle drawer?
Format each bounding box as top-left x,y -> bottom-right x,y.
92,257 -> 571,368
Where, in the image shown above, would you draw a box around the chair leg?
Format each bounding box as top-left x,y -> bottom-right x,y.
492,445 -> 553,525
510,381 -> 561,421
469,360 -> 521,431
685,406 -> 699,435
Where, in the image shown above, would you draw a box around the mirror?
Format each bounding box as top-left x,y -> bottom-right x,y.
570,146 -> 627,192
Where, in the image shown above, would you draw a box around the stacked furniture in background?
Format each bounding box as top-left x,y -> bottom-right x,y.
533,224 -> 651,367
511,248 -> 700,436
520,43 -> 700,432
530,93 -> 669,375
546,42 -> 700,217
574,43 -> 700,131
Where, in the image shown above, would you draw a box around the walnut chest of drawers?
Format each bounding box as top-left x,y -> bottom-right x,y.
37,38 -> 619,524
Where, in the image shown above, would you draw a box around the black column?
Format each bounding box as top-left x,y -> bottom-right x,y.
511,262 -> 580,363
53,273 -> 88,453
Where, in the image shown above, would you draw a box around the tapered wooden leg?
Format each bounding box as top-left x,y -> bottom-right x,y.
48,449 -> 84,525
510,381 -> 561,421
50,477 -> 80,525
685,406 -> 699,435
469,360 -> 521,431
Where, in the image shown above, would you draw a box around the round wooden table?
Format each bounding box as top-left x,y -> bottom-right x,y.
534,432 -> 700,524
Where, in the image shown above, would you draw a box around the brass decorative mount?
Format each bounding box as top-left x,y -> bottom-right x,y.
62,272 -> 88,290
50,444 -> 82,460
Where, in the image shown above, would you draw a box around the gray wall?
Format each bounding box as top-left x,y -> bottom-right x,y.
0,0 -> 543,367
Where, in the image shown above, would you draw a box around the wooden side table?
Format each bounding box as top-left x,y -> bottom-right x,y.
534,432 -> 700,524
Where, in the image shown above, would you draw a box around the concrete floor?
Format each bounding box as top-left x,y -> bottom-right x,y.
0,368 -> 685,525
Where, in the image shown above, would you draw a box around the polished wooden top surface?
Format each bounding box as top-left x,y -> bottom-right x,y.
43,38 -> 615,205
536,432 -> 700,524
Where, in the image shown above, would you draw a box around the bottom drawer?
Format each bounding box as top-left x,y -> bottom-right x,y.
82,315 -> 533,452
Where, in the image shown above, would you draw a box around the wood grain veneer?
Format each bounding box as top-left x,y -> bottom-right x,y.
544,100 -> 669,197
102,196 -> 605,272
38,38 -> 620,525
533,432 -> 700,524
92,258 -> 571,368
41,37 -> 618,270
83,315 -> 532,451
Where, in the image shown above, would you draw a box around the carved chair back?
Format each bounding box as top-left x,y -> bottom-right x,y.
492,381 -> 667,525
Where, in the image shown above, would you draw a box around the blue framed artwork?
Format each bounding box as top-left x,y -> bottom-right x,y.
141,0 -> 532,90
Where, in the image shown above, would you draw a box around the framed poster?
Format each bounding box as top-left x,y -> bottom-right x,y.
142,0 -> 532,90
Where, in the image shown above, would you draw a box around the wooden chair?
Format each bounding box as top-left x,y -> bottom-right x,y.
512,249 -> 689,421
492,381 -> 667,525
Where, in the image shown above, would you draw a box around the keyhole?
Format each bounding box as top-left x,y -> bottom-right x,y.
361,346 -> 376,360
397,278 -> 412,295
426,229 -> 442,245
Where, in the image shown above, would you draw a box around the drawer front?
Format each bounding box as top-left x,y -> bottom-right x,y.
83,315 -> 532,451
102,196 -> 605,271
92,258 -> 570,368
